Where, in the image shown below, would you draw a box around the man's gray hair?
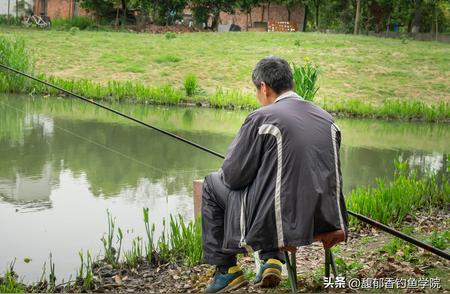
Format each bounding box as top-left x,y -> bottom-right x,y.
252,56 -> 294,94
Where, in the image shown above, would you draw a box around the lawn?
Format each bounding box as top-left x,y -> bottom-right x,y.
1,27 -> 449,106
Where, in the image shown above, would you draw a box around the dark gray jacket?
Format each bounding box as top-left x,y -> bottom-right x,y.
219,91 -> 348,252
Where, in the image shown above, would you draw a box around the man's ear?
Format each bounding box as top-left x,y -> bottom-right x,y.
260,82 -> 267,97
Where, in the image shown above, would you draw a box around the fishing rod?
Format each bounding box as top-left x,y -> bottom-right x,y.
1,63 -> 449,261
0,64 -> 224,159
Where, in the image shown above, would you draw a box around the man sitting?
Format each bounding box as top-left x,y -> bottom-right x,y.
202,56 -> 348,293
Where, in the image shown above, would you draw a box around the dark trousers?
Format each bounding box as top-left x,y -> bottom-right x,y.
202,172 -> 284,266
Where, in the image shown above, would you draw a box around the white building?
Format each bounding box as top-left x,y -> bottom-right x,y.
0,0 -> 34,17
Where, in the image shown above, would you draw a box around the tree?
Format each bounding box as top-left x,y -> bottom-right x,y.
154,0 -> 187,25
80,0 -> 116,21
190,0 -> 237,29
237,0 -> 261,29
354,0 -> 361,34
282,0 -> 303,21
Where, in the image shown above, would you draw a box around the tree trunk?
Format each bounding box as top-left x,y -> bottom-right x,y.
121,0 -> 127,28
435,2 -> 438,41
16,0 -> 18,18
354,0 -> 361,34
152,0 -> 157,24
261,4 -> 265,21
287,6 -> 291,22
7,0 -> 10,24
249,11 -> 253,28
212,12 -> 220,30
314,1 -> 320,29
246,13 -> 249,31
386,13 -> 391,34
303,4 -> 308,31
411,0 -> 422,33
267,2 -> 271,21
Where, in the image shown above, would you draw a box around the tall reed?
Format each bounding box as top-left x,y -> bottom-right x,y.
292,61 -> 320,102
0,36 -> 34,93
347,160 -> 449,228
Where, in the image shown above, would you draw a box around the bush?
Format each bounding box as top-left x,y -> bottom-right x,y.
183,74 -> 198,96
0,16 -> 21,26
292,60 -> 320,102
347,160 -> 449,228
165,32 -> 177,40
52,16 -> 95,31
0,36 -> 34,93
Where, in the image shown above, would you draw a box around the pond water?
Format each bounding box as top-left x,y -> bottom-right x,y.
0,94 -> 448,283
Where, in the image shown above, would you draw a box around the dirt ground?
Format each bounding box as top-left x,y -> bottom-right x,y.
74,209 -> 449,293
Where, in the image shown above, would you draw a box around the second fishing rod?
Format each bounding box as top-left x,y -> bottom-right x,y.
1,63 -> 448,261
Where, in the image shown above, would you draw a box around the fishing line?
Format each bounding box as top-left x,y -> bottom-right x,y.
1,64 -> 449,261
0,64 -> 225,159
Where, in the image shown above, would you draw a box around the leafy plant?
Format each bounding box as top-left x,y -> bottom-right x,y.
124,237 -> 143,268
427,230 -> 449,250
165,32 -> 177,39
0,36 -> 34,93
184,74 -> 198,96
143,208 -> 156,263
76,250 -> 94,290
292,60 -> 320,102
0,260 -> 25,293
347,160 -> 449,227
101,209 -> 117,265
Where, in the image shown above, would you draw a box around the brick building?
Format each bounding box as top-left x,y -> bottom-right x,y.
33,0 -> 88,19
220,3 -> 305,31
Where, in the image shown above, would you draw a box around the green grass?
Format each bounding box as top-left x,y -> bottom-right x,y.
51,17 -> 96,31
1,27 -> 448,105
0,261 -> 25,293
0,33 -> 449,120
347,160 -> 449,227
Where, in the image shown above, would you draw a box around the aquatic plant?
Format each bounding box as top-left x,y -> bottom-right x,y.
168,215 -> 202,266
101,209 -> 117,265
76,250 -> 94,290
143,208 -> 156,263
48,254 -> 56,292
210,88 -> 259,109
347,160 -> 449,228
0,36 -> 34,93
323,99 -> 450,122
0,260 -> 25,293
124,237 -> 143,268
292,61 -> 320,102
116,227 -> 123,264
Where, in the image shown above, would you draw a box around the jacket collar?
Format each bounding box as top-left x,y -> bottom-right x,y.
274,91 -> 302,103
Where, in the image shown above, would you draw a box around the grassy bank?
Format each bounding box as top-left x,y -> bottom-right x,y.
0,29 -> 449,121
347,160 -> 449,228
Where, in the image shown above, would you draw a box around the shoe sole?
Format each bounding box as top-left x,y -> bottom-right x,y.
218,275 -> 248,293
255,268 -> 281,288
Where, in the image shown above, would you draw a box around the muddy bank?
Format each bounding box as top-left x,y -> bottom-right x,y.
34,209 -> 448,293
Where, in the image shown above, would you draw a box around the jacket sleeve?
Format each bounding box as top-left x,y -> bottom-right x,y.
220,113 -> 264,190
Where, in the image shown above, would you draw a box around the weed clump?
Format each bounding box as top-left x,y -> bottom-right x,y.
0,36 -> 34,93
292,60 -> 319,102
184,74 -> 198,96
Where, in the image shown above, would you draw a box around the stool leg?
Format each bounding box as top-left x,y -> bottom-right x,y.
284,251 -> 298,293
329,249 -> 338,277
325,248 -> 338,278
324,249 -> 331,278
